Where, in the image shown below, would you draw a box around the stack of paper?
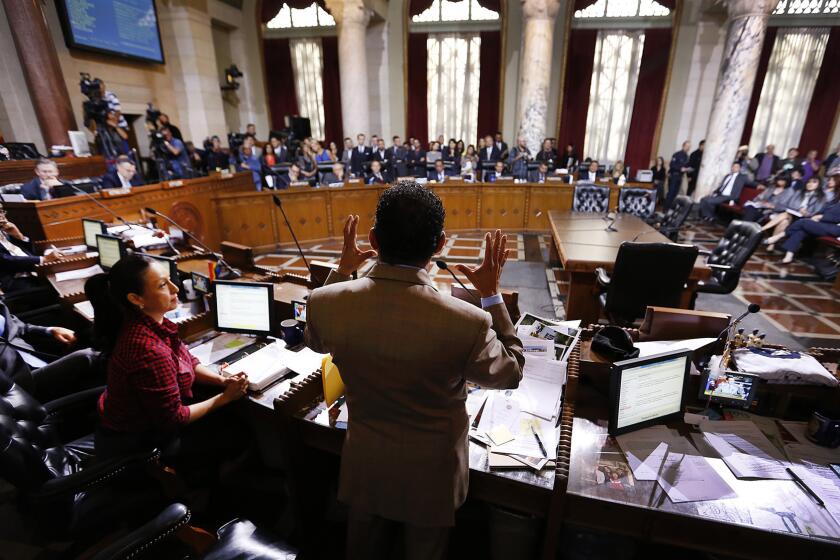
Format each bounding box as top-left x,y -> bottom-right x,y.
789,464 -> 840,528
189,333 -> 253,365
55,264 -> 103,282
700,420 -> 791,480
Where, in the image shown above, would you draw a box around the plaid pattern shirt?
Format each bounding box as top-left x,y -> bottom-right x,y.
99,312 -> 199,433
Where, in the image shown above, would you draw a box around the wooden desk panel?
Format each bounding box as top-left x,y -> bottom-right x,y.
434,186 -> 480,231
480,186 -> 527,230
328,187 -> 380,235
277,189 -> 331,241
0,156 -> 107,185
216,191 -> 278,248
527,187 -> 572,230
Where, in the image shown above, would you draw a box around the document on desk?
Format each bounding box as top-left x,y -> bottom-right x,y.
490,414 -> 559,460
517,340 -> 565,420
284,346 -> 329,376
55,264 -> 103,282
223,341 -> 293,392
616,425 -> 673,480
657,452 -> 737,503
790,465 -> 840,528
701,421 -> 790,479
785,442 -> 840,467
633,337 -> 718,358
477,391 -> 558,459
189,333 -> 253,365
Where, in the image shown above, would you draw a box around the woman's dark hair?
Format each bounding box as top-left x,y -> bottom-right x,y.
374,181 -> 445,265
85,253 -> 154,351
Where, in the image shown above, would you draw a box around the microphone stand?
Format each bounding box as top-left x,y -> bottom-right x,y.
272,195 -> 312,276
436,260 -> 480,304
145,207 -> 240,278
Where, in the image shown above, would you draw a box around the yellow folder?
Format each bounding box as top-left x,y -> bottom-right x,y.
321,355 -> 345,407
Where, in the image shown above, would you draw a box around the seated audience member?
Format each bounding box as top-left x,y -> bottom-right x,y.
651,157 -> 667,202
85,255 -> 249,465
456,140 -> 466,157
262,143 -> 277,167
314,141 -> 333,163
763,176 -> 828,250
303,185 -> 523,559
802,149 -> 820,181
206,136 -> 231,171
536,139 -> 557,169
298,144 -> 320,183
156,113 -> 183,142
328,141 -> 339,160
824,144 -> 840,175
244,123 -> 260,144
742,177 -> 789,223
777,191 -> 840,264
161,127 -> 192,179
442,139 -> 459,163
367,160 -> 388,185
461,145 -> 478,181
21,159 -> 63,200
779,147 -> 802,179
824,174 -> 838,203
485,161 -> 508,183
477,137 -> 486,153
0,210 -> 63,292
321,162 -> 346,186
753,144 -> 780,184
238,136 -> 262,189
508,138 -> 531,180
0,294 -> 101,403
185,141 -> 205,174
351,134 -> 371,177
789,168 -> 805,192
579,160 -> 601,182
698,162 -> 746,221
610,160 -> 627,184
277,163 -> 304,189
529,161 -> 549,184
428,159 -> 450,183
101,155 -> 144,189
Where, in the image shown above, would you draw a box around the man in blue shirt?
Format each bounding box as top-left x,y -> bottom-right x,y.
161,127 -> 192,179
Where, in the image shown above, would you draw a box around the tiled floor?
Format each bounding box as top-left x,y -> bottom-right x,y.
257,221 -> 840,347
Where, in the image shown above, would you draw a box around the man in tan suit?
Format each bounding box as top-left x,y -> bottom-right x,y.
305,182 -> 524,559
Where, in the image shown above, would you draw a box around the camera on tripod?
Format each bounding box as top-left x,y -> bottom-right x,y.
79,73 -> 108,129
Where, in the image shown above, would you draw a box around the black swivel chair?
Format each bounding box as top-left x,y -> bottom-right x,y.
618,187 -> 656,219
695,219 -> 762,297
573,184 -> 611,213
596,242 -> 699,325
90,502 -> 299,560
646,194 -> 693,241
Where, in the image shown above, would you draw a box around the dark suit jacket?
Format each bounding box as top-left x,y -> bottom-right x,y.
20,178 -> 50,201
479,146 -> 501,165
427,170 -> 451,182
372,149 -> 389,164
528,170 -> 548,183
350,146 -> 372,175
0,234 -> 40,291
688,149 -> 703,180
714,173 -> 746,201
321,173 -> 345,186
366,171 -> 389,185
669,150 -> 689,176
406,148 -> 426,175
577,169 -> 601,182
0,301 -> 52,389
100,169 -> 144,189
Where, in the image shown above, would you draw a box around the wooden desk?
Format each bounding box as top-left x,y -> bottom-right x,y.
548,211 -> 711,325
0,156 -> 107,185
3,172 -> 252,250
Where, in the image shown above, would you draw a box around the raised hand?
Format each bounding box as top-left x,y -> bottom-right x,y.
454,229 -> 509,298
337,214 -> 377,276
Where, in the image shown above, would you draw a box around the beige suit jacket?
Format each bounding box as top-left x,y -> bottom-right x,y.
304,262 -> 524,527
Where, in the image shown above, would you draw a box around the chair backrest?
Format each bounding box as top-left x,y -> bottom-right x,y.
618,187 -> 656,218
707,220 -> 762,292
604,242 -> 699,323
737,186 -> 761,206
660,195 -> 693,233
573,184 -> 610,213
0,373 -> 67,489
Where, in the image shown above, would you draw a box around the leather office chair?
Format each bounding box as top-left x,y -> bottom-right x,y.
618,187 -> 656,219
646,195 -> 693,241
595,242 -> 699,325
89,502 -> 299,560
573,184 -> 611,213
695,219 -> 762,296
0,374 -> 163,543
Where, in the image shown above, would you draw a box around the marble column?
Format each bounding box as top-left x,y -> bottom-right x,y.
326,0 -> 371,138
516,0 -> 561,155
2,0 -> 76,148
695,0 -> 778,199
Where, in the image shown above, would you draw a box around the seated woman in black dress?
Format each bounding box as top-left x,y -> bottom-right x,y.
85,254 -> 249,468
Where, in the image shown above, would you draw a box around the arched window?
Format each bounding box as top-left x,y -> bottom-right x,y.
773,0 -> 840,15
412,0 -> 499,23
267,3 -> 335,28
574,0 -> 670,18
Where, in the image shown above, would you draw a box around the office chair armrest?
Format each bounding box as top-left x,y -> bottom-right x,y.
44,386 -> 105,416
88,503 -> 192,560
44,386 -> 106,442
595,267 -> 611,287
698,249 -> 712,257
31,449 -> 161,501
707,264 -> 733,272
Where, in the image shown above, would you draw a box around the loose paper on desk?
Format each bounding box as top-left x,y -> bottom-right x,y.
657,452 -> 736,503
285,346 -> 329,377
616,425 -> 674,480
517,339 -> 565,420
790,464 -> 840,528
784,441 -> 840,467
633,337 -> 718,358
189,333 -> 253,365
701,420 -> 790,479
55,264 -> 103,282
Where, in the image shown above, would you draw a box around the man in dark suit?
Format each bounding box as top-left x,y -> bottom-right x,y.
427,159 -> 450,183
0,298 -> 102,402
494,132 -> 509,159
528,162 -> 549,183
0,213 -> 63,293
578,160 -> 601,182
350,133 -> 372,177
479,134 -> 501,166
340,137 -> 354,167
386,136 -> 407,178
406,139 -> 426,178
366,160 -> 388,185
321,162 -> 347,186
372,138 -> 389,168
21,158 -> 62,201
276,163 -> 304,189
687,140 -> 704,196
698,162 -> 746,221
485,161 -> 508,183
100,155 -> 144,189
666,141 -> 691,209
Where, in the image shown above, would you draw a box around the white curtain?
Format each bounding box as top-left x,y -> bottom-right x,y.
427,34 -> 481,143
748,28 -> 829,155
583,30 -> 645,165
289,38 -> 326,141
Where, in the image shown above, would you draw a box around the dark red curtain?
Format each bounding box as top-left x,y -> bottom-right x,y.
321,36 -> 343,144
739,26 -> 778,147
406,32 -> 429,142
799,27 -> 840,156
557,29 -> 597,157
477,30 -> 502,141
263,38 -> 299,131
624,28 -> 673,172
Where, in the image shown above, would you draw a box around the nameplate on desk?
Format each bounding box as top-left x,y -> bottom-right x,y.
163,180 -> 184,189
446,177 -> 464,183
346,178 -> 362,185
397,176 -> 415,182
99,187 -> 132,198
289,181 -> 310,188
547,176 -> 566,182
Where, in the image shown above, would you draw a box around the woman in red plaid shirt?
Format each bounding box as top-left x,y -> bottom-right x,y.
85,254 -> 249,463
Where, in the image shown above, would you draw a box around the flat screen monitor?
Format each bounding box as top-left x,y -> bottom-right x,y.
700,370 -> 758,409
145,254 -> 179,284
55,0 -> 165,64
82,218 -> 106,249
212,280 -> 274,336
609,350 -> 692,435
96,234 -> 126,271
191,272 -> 210,294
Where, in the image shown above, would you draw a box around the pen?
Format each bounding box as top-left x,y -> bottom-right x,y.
531,425 -> 547,458
786,467 -> 825,507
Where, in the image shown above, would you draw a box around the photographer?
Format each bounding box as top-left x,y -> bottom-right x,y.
80,74 -> 128,161
161,127 -> 192,179
96,110 -> 129,161
156,113 -> 183,142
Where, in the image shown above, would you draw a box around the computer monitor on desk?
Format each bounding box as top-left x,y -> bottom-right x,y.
96,234 -> 126,271
82,219 -> 106,250
609,350 -> 692,435
212,280 -> 274,337
146,254 -> 183,297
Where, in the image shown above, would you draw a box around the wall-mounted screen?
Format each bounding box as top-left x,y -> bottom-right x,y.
56,0 -> 165,64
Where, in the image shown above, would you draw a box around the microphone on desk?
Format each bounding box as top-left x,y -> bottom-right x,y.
604,212 -> 618,232
716,303 -> 761,340
144,206 -> 240,278
272,195 -> 312,277
435,260 -> 480,305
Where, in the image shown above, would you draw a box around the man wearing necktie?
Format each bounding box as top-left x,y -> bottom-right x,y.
698,162 -> 746,221
529,162 -> 549,183
351,133 -> 371,176
0,209 -> 63,293
428,159 -> 448,183
21,159 -> 62,201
